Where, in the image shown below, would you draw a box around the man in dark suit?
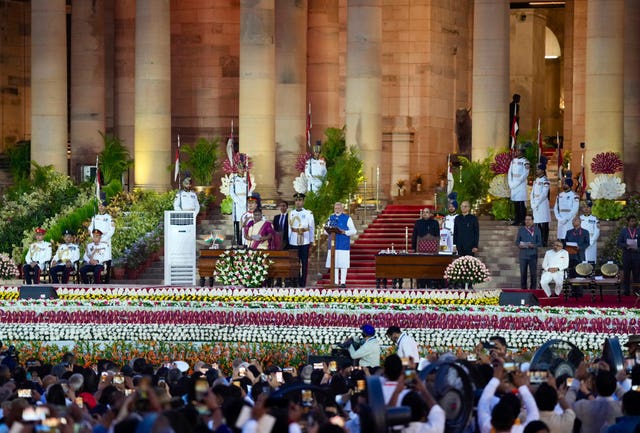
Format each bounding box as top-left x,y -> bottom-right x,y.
453,201 -> 479,256
272,200 -> 289,250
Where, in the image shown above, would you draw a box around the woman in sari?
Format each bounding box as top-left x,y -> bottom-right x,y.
244,208 -> 276,250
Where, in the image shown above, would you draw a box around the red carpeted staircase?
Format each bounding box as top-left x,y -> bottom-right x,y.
317,204 -> 425,287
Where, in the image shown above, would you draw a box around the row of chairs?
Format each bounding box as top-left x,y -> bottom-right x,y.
23,261 -> 112,285
563,262 -> 623,303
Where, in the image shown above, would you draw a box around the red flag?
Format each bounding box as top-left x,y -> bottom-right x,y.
174,134 -> 181,183
306,103 -> 312,152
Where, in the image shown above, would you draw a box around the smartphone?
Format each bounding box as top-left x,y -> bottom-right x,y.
113,373 -> 124,385
329,361 -> 337,372
566,378 -> 574,386
22,406 -> 49,422
467,354 -> 477,362
18,389 -> 31,399
401,357 -> 410,367
238,367 -> 246,377
232,380 -> 242,388
275,372 -> 284,383
283,367 -> 294,373
75,396 -> 84,408
100,372 -> 109,382
404,369 -> 415,385
356,379 -> 366,392
124,389 -> 134,396
503,362 -> 517,372
195,377 -> 209,401
313,362 -> 323,370
301,389 -> 313,407
158,377 -> 166,386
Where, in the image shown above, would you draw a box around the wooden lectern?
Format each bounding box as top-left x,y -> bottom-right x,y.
324,225 -> 343,288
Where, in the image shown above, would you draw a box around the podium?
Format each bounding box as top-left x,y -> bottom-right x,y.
325,225 -> 342,288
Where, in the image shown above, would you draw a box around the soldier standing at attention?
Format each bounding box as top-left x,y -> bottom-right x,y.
553,174 -> 579,242
530,158 -> 551,247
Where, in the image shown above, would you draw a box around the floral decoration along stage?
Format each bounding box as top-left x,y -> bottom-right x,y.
213,249 -> 273,288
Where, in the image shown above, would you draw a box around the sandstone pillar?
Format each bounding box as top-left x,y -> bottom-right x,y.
70,0 -> 106,177
134,0 -> 171,191
471,0 -> 509,159
584,0 -> 624,179
345,0 -> 382,184
114,0 -> 136,159
275,0 -> 307,199
239,0 -> 276,198
31,0 -> 68,173
624,0 -> 640,190
308,0 -> 340,145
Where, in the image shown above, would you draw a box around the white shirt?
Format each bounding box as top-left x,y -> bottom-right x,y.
288,208 -> 315,246
444,214 -> 457,235
553,191 -> 579,239
478,378 -> 539,433
25,241 -> 52,267
52,243 -> 80,265
229,175 -> 248,222
542,248 -> 569,272
173,190 -> 200,214
401,406 -> 446,433
530,176 -> 551,223
580,214 -> 600,262
508,157 -> 530,201
88,213 -> 115,244
396,332 -> 420,366
83,241 -> 112,264
348,336 -> 381,368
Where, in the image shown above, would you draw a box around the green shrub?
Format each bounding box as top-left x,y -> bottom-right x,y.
490,198 -> 514,221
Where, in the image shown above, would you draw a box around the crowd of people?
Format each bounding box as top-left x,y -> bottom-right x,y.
0,328 -> 639,433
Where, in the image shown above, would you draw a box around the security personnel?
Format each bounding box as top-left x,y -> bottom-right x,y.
23,227 -> 52,284
80,229 -> 112,284
229,169 -> 249,245
580,194 -> 600,263
50,229 -> 80,284
88,200 -> 115,250
508,147 -> 530,226
173,177 -> 200,214
444,192 -> 459,236
530,158 -> 551,246
288,193 -> 315,287
553,175 -> 579,241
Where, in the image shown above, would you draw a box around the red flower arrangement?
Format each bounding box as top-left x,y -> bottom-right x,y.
295,152 -> 312,173
491,152 -> 512,175
591,152 -> 623,174
223,153 -> 253,174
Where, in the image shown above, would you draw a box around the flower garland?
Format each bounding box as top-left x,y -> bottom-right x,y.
214,249 -> 272,287
490,152 -> 512,175
444,256 -> 492,284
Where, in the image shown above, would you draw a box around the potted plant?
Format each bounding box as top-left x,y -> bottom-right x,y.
415,174 -> 423,192
396,179 -> 406,196
180,137 -> 221,195
99,133 -> 133,191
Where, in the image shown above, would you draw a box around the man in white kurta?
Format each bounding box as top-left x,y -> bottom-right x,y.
553,178 -> 579,241
540,240 -> 570,297
325,202 -> 357,287
530,164 -> 551,246
580,202 -> 600,263
508,148 -> 530,226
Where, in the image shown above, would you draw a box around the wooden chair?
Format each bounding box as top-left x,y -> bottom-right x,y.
23,261 -> 51,285
81,260 -> 112,284
563,262 -> 593,301
49,261 -> 80,284
592,262 -> 622,303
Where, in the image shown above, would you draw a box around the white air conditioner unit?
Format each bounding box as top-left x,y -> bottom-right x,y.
164,211 -> 196,285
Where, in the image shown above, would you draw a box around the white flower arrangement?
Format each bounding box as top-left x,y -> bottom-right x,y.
214,249 -> 272,287
589,174 -> 626,200
293,174 -> 308,194
444,256 -> 492,284
0,253 -> 20,280
219,173 -> 257,197
489,174 -> 511,198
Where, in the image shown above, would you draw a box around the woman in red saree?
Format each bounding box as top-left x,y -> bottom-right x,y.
244,208 -> 276,250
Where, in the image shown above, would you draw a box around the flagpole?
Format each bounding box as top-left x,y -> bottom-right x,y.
537,118 -> 541,164
177,133 -> 182,210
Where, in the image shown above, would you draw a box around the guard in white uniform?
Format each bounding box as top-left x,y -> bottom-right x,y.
540,240 -> 569,297
50,229 -> 80,284
229,172 -> 248,245
444,192 -> 459,235
508,148 -> 530,225
553,176 -> 579,241
580,195 -> 600,263
80,229 -> 112,284
530,158 -> 551,246
88,201 -> 115,246
304,151 -> 327,193
173,177 -> 200,214
288,193 -> 315,287
23,227 -> 53,284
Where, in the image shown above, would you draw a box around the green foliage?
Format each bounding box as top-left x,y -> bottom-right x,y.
599,193 -> 640,264
591,199 -> 623,221
99,133 -> 133,186
179,137 -> 221,185
303,127 -> 363,226
5,140 -> 31,191
220,195 -> 233,215
490,198 -> 514,221
451,155 -> 493,209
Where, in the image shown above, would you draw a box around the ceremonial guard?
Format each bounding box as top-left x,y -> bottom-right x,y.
50,229 -> 80,284
173,177 -> 200,215
88,200 -> 115,258
540,240 -> 569,297
507,147 -> 530,226
553,174 -> 579,241
444,193 -> 459,236
229,161 -> 249,245
325,202 -> 357,287
530,158 -> 551,246
80,229 -> 112,284
580,194 -> 599,263
304,144 -> 327,193
288,193 -> 315,287
23,227 -> 52,284
437,215 -> 454,255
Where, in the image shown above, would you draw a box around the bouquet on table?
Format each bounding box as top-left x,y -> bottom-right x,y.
444,256 -> 491,287
214,249 -> 273,287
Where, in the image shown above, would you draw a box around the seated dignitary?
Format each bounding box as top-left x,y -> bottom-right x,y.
50,229 -> 80,284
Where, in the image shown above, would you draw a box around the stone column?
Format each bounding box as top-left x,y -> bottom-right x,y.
114,0 -> 136,159
308,0 -> 340,145
70,0 -> 106,177
624,0 -> 640,189
239,0 -> 276,198
584,0 -> 624,179
134,0 -> 171,191
345,0 -> 382,184
275,0 -> 307,199
31,0 -> 68,173
471,0 -> 509,160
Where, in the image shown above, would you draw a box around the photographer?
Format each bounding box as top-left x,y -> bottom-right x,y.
388,372 -> 445,433
342,325 -> 381,369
